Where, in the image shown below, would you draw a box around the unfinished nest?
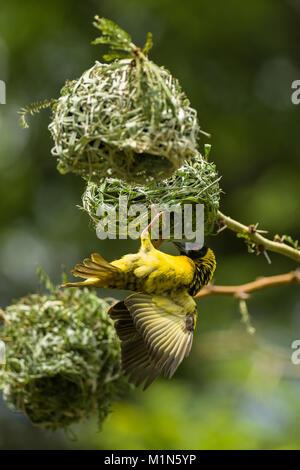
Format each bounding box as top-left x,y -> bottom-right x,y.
81,149 -> 221,239
48,17 -> 200,184
0,271 -> 129,430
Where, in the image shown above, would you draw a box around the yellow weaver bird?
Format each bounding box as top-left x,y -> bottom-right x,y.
62,219 -> 216,389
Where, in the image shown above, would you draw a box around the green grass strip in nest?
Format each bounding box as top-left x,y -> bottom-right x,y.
0,270 -> 129,430
81,149 -> 221,238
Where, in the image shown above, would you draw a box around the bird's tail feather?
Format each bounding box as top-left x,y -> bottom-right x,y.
61,253 -> 123,289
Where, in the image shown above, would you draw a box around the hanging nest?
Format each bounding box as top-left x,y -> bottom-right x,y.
0,270 -> 129,431
81,148 -> 221,239
48,17 -> 200,184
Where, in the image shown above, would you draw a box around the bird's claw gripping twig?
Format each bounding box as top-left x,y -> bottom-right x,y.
141,208 -> 164,239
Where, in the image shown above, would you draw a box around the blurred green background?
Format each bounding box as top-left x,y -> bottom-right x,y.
0,0 -> 300,450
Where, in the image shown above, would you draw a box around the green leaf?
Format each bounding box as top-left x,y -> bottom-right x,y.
142,32 -> 153,55
205,143 -> 212,158
93,16 -> 133,54
281,234 -> 299,249
103,51 -> 132,62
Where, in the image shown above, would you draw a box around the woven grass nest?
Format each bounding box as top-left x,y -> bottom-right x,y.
48,17 -> 200,184
82,149 -> 221,238
0,271 -> 129,430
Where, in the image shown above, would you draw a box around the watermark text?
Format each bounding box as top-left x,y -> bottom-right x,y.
291,340 -> 300,365
291,80 -> 300,104
0,340 -> 6,365
0,80 -> 6,104
95,198 -> 204,245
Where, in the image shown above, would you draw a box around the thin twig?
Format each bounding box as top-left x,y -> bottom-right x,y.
194,270 -> 300,299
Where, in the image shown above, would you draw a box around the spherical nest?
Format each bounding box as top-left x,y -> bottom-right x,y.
0,271 -> 129,430
81,149 -> 221,239
49,57 -> 199,184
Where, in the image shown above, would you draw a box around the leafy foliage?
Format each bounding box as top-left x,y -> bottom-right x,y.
281,234 -> 299,250
92,16 -> 133,58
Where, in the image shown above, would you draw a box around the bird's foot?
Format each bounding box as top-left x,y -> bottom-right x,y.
141,208 -> 164,239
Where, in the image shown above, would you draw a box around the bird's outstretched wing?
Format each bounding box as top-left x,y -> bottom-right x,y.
108,293 -> 197,390
109,300 -> 161,390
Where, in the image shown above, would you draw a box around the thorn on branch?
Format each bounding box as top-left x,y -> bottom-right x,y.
255,244 -> 271,263
248,223 -> 256,233
274,234 -> 283,243
263,250 -> 272,265
248,222 -> 268,234
217,218 -> 227,233
217,224 -> 227,234
217,210 -> 300,262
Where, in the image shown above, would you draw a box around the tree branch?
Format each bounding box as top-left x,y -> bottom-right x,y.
194,270 -> 300,299
218,210 -> 300,263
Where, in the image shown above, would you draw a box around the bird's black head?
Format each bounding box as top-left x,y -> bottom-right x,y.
173,242 -> 208,260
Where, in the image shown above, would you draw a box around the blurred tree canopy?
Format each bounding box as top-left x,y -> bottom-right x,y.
0,0 -> 299,450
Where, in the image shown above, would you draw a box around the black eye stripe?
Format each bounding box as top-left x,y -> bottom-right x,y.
186,245 -> 208,259
198,246 -> 208,257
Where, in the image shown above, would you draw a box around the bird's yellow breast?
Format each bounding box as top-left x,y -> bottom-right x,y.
111,236 -> 195,295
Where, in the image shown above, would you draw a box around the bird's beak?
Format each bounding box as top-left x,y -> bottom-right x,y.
173,241 -> 186,254
173,241 -> 206,255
